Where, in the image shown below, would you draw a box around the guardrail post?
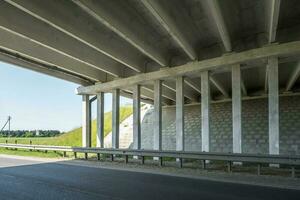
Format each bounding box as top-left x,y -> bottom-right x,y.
5,140 -> 7,144
85,152 -> 88,160
257,163 -> 261,175
227,161 -> 232,173
29,140 -> 32,151
177,158 -> 183,168
97,153 -> 100,161
291,166 -> 296,178
63,151 -> 66,157
111,154 -> 114,162
141,156 -> 145,165
202,160 -> 206,169
14,140 -> 17,150
125,155 -> 128,164
159,157 -> 163,167
74,152 -> 77,159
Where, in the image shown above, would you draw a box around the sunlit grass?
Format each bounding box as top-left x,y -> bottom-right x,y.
0,106 -> 133,151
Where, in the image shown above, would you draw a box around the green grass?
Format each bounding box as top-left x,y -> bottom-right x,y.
0,106 -> 133,157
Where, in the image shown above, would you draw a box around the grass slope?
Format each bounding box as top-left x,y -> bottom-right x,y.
0,106 -> 133,147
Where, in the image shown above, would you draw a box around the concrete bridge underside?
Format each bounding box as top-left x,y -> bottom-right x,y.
0,0 -> 300,155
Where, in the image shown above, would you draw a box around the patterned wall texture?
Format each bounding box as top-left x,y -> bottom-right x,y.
140,96 -> 300,155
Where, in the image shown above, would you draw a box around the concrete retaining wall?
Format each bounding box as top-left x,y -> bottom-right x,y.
140,96 -> 300,155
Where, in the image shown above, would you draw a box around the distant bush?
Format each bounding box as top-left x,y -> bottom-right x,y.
0,130 -> 61,137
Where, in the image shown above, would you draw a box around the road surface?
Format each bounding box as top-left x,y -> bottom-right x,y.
0,156 -> 298,200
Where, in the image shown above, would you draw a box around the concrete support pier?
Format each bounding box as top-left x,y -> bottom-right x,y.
96,92 -> 105,148
268,57 -> 279,155
112,89 -> 120,149
82,95 -> 91,147
232,64 -> 242,153
133,85 -> 141,150
201,71 -> 210,152
176,76 -> 184,151
153,80 -> 162,151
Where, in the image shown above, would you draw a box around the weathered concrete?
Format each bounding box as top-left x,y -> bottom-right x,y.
82,95 -> 91,147
96,92 -> 104,148
232,64 -> 242,153
268,57 -> 279,155
176,76 -> 184,151
112,89 -> 120,149
201,71 -> 210,152
153,80 -> 162,151
133,85 -> 141,150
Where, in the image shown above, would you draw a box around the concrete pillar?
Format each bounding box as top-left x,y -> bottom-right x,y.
232,64 -> 242,153
96,92 -> 104,148
268,57 -> 279,155
82,95 -> 91,147
176,76 -> 184,151
153,80 -> 162,151
201,71 -> 210,152
133,85 -> 141,150
112,89 -> 120,149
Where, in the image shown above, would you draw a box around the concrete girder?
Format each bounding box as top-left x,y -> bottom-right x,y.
141,0 -> 197,60
266,0 -> 281,43
209,76 -> 230,98
205,0 -> 232,52
71,0 -> 201,98
286,61 -> 300,91
0,27 -> 108,82
0,2 -> 125,76
5,0 -> 144,73
71,0 -> 168,67
0,49 -> 92,86
77,40 -> 300,95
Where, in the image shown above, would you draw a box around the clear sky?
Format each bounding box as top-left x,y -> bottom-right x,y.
0,61 -> 132,132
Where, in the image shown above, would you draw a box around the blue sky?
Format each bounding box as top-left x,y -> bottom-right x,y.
0,61 -> 132,132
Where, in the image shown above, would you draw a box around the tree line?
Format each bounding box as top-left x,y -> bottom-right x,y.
0,130 -> 62,137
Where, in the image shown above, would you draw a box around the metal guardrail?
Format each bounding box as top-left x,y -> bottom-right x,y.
0,143 -> 299,178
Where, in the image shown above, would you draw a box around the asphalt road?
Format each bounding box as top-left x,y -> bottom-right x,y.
0,156 -> 299,200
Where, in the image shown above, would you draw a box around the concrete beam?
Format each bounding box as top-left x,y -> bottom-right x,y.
0,48 -> 92,86
82,95 -> 91,147
141,0 -> 197,60
201,71 -> 210,152
266,0 -> 281,43
176,76 -> 184,151
133,85 -> 141,150
268,57 -> 279,155
0,27 -> 109,82
112,89 -> 120,149
96,92 -> 105,148
72,0 -> 168,67
232,64 -> 242,153
241,78 -> 248,96
210,76 -> 229,98
0,2 -> 125,76
286,61 -> 300,91
5,0 -> 143,73
77,40 -> 300,94
153,80 -> 162,151
206,0 -> 232,52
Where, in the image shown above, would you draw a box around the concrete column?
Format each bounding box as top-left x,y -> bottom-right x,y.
176,76 -> 184,151
133,85 -> 141,150
153,80 -> 162,151
112,89 -> 120,149
96,92 -> 104,148
268,57 -> 279,155
201,71 -> 210,152
232,64 -> 242,153
82,95 -> 91,147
